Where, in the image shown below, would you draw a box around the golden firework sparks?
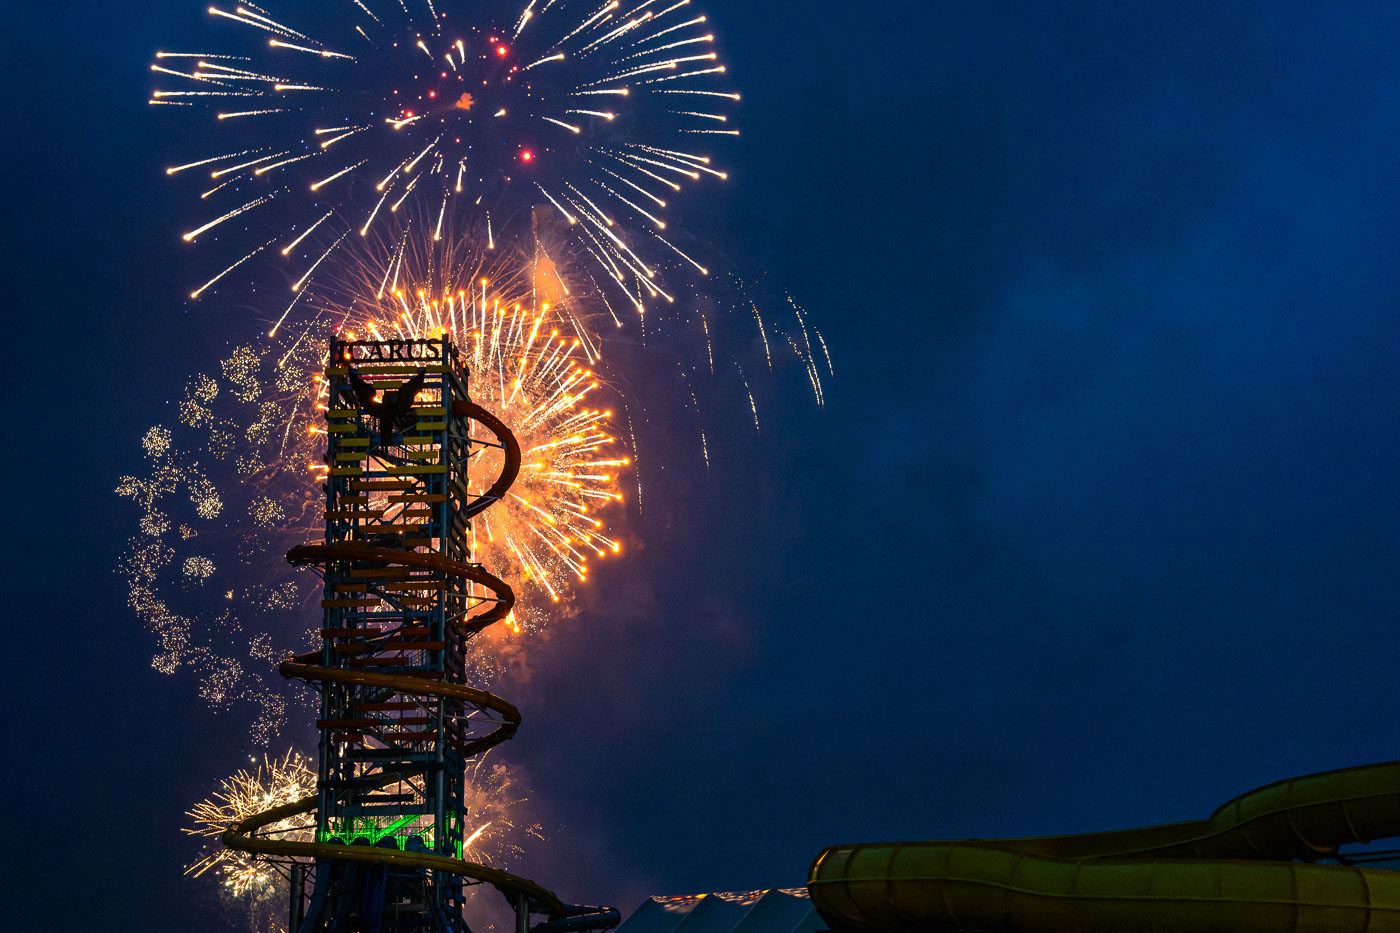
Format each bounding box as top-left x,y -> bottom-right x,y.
185,750 -> 316,897
185,751 -> 539,922
329,262 -> 628,612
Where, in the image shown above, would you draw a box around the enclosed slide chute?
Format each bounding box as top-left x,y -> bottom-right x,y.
809,761 -> 1400,932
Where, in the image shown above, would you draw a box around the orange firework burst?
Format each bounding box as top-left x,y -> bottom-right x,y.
466,293 -> 627,606
304,228 -> 629,625
336,285 -> 626,617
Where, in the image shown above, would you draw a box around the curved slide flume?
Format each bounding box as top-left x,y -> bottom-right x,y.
455,399 -> 522,520
809,760 -> 1400,933
222,389 -> 614,930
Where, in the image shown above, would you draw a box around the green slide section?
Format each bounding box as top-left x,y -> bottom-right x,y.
808,761 -> 1400,932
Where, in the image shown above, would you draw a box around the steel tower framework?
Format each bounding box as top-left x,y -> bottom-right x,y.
224,336 -> 616,933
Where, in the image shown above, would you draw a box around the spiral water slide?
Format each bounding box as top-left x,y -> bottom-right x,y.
223,395 -> 615,931
809,761 -> 1400,932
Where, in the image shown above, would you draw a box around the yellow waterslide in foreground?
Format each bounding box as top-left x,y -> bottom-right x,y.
809,761 -> 1400,932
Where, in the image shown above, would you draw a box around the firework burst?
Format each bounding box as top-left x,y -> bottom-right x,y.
116,340 -> 326,742
119,231 -> 630,737
153,0 -> 736,313
309,229 -> 629,622
463,296 -> 628,607
186,749 -> 317,898
186,751 -> 539,921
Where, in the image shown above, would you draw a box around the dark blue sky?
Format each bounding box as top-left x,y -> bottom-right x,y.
7,1 -> 1400,929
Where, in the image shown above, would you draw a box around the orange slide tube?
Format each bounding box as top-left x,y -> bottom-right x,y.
809,761 -> 1400,932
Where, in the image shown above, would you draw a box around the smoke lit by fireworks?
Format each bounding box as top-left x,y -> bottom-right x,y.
153,0 -> 736,312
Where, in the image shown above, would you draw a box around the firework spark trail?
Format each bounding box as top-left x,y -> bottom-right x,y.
733,359 -> 758,433
153,0 -> 738,314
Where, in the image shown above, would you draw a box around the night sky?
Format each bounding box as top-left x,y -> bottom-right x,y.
9,1 -> 1400,930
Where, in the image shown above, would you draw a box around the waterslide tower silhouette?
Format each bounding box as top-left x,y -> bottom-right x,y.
225,336 -> 617,933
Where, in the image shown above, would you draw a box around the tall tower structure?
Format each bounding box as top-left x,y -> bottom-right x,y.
225,336 -> 616,933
